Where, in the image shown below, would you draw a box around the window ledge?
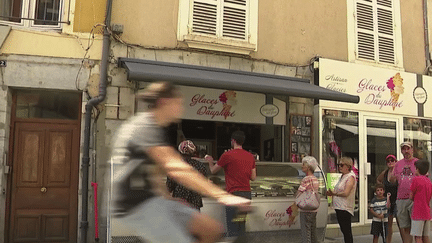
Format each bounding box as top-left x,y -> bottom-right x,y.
353,59 -> 405,71
182,35 -> 256,55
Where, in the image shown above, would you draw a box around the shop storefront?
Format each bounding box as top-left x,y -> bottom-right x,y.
317,58 -> 432,227
109,58 -> 360,241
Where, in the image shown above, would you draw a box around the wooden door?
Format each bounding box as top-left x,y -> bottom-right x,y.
9,122 -> 79,242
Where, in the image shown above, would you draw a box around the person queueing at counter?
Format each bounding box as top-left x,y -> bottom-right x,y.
205,130 -> 257,238
166,140 -> 208,211
110,82 -> 250,243
389,141 -> 419,243
326,157 -> 357,243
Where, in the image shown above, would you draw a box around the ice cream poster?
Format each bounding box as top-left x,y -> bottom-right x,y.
318,58 -> 418,116
178,85 -> 286,125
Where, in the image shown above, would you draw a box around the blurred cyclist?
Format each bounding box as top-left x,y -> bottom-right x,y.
110,82 -> 250,243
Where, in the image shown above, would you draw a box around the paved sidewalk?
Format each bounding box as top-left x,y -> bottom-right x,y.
324,231 -> 403,243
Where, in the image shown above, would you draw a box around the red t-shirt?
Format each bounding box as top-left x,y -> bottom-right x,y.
217,149 -> 256,193
410,175 -> 432,221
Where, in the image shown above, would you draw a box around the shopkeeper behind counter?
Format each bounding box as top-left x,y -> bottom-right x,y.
205,130 -> 256,237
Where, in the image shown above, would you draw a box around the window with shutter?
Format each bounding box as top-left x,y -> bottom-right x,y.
355,0 -> 397,65
178,0 -> 257,55
0,0 -> 65,29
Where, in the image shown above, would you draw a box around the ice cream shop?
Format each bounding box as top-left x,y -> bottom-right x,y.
317,58 -> 432,229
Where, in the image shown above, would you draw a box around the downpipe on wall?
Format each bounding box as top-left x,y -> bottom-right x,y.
80,0 -> 113,242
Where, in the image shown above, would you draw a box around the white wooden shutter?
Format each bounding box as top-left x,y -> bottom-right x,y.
192,0 -> 218,36
356,0 -> 375,61
355,0 -> 395,64
222,0 -> 247,40
376,0 -> 394,64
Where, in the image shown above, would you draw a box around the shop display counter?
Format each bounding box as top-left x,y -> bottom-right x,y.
201,161 -> 328,242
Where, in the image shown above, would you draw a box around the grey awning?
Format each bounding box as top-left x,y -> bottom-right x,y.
118,57 -> 359,103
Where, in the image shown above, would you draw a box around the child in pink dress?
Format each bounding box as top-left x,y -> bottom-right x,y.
409,160 -> 432,243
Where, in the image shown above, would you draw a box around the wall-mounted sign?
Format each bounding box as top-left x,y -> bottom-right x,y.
137,85 -> 287,125
260,104 -> 279,117
413,86 -> 427,104
319,58 -> 418,117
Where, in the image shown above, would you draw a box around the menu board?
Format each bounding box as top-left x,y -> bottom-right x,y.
289,115 -> 312,162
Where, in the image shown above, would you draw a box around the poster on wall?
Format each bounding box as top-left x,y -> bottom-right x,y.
290,114 -> 312,162
319,58 -> 418,117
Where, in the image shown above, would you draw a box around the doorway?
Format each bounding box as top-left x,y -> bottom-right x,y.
7,90 -> 81,242
362,115 -> 401,222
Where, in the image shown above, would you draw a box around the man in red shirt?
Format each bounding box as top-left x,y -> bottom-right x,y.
206,130 -> 256,237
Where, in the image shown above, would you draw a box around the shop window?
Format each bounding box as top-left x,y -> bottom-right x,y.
0,0 -> 64,29
349,0 -> 402,67
177,0 -> 258,55
15,90 -> 80,120
322,109 -> 360,224
180,120 -> 283,162
403,118 -> 432,162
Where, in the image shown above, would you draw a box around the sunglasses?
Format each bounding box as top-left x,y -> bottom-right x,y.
337,164 -> 346,167
386,159 -> 396,163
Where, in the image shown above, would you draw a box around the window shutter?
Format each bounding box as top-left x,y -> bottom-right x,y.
355,0 -> 395,64
377,0 -> 394,64
192,0 -> 218,36
356,0 -> 375,61
222,0 -> 247,40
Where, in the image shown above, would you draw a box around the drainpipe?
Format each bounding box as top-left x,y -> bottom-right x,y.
423,0 -> 431,73
80,0 -> 113,241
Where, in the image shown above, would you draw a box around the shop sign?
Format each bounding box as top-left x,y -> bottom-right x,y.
260,104 -> 279,117
246,203 -> 301,231
319,58 -> 418,116
413,86 -> 427,104
178,85 -> 286,125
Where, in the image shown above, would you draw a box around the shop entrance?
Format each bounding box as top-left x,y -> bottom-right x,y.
363,116 -> 401,221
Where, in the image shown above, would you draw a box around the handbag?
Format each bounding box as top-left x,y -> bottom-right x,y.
295,178 -> 320,210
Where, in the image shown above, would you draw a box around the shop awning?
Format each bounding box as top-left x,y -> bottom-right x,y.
118,58 -> 360,103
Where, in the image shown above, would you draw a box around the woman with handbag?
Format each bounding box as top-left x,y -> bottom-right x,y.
326,157 -> 357,243
297,156 -> 320,243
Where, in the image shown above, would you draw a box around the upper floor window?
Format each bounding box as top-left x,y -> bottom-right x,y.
349,0 -> 403,68
178,0 -> 258,55
0,0 -> 65,29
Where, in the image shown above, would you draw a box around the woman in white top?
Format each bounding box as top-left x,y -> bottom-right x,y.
326,157 -> 357,243
298,156 -> 320,243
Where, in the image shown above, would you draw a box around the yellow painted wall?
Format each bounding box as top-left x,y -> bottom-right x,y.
0,29 -> 102,59
401,0 -> 427,74
73,0 -> 107,33
254,0 -> 348,66
112,0 -> 427,73
111,0 -> 179,48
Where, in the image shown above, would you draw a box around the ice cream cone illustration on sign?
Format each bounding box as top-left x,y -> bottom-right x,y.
219,90 -> 237,119
386,73 -> 404,110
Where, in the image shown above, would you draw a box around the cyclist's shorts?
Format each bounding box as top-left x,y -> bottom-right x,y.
114,197 -> 198,243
